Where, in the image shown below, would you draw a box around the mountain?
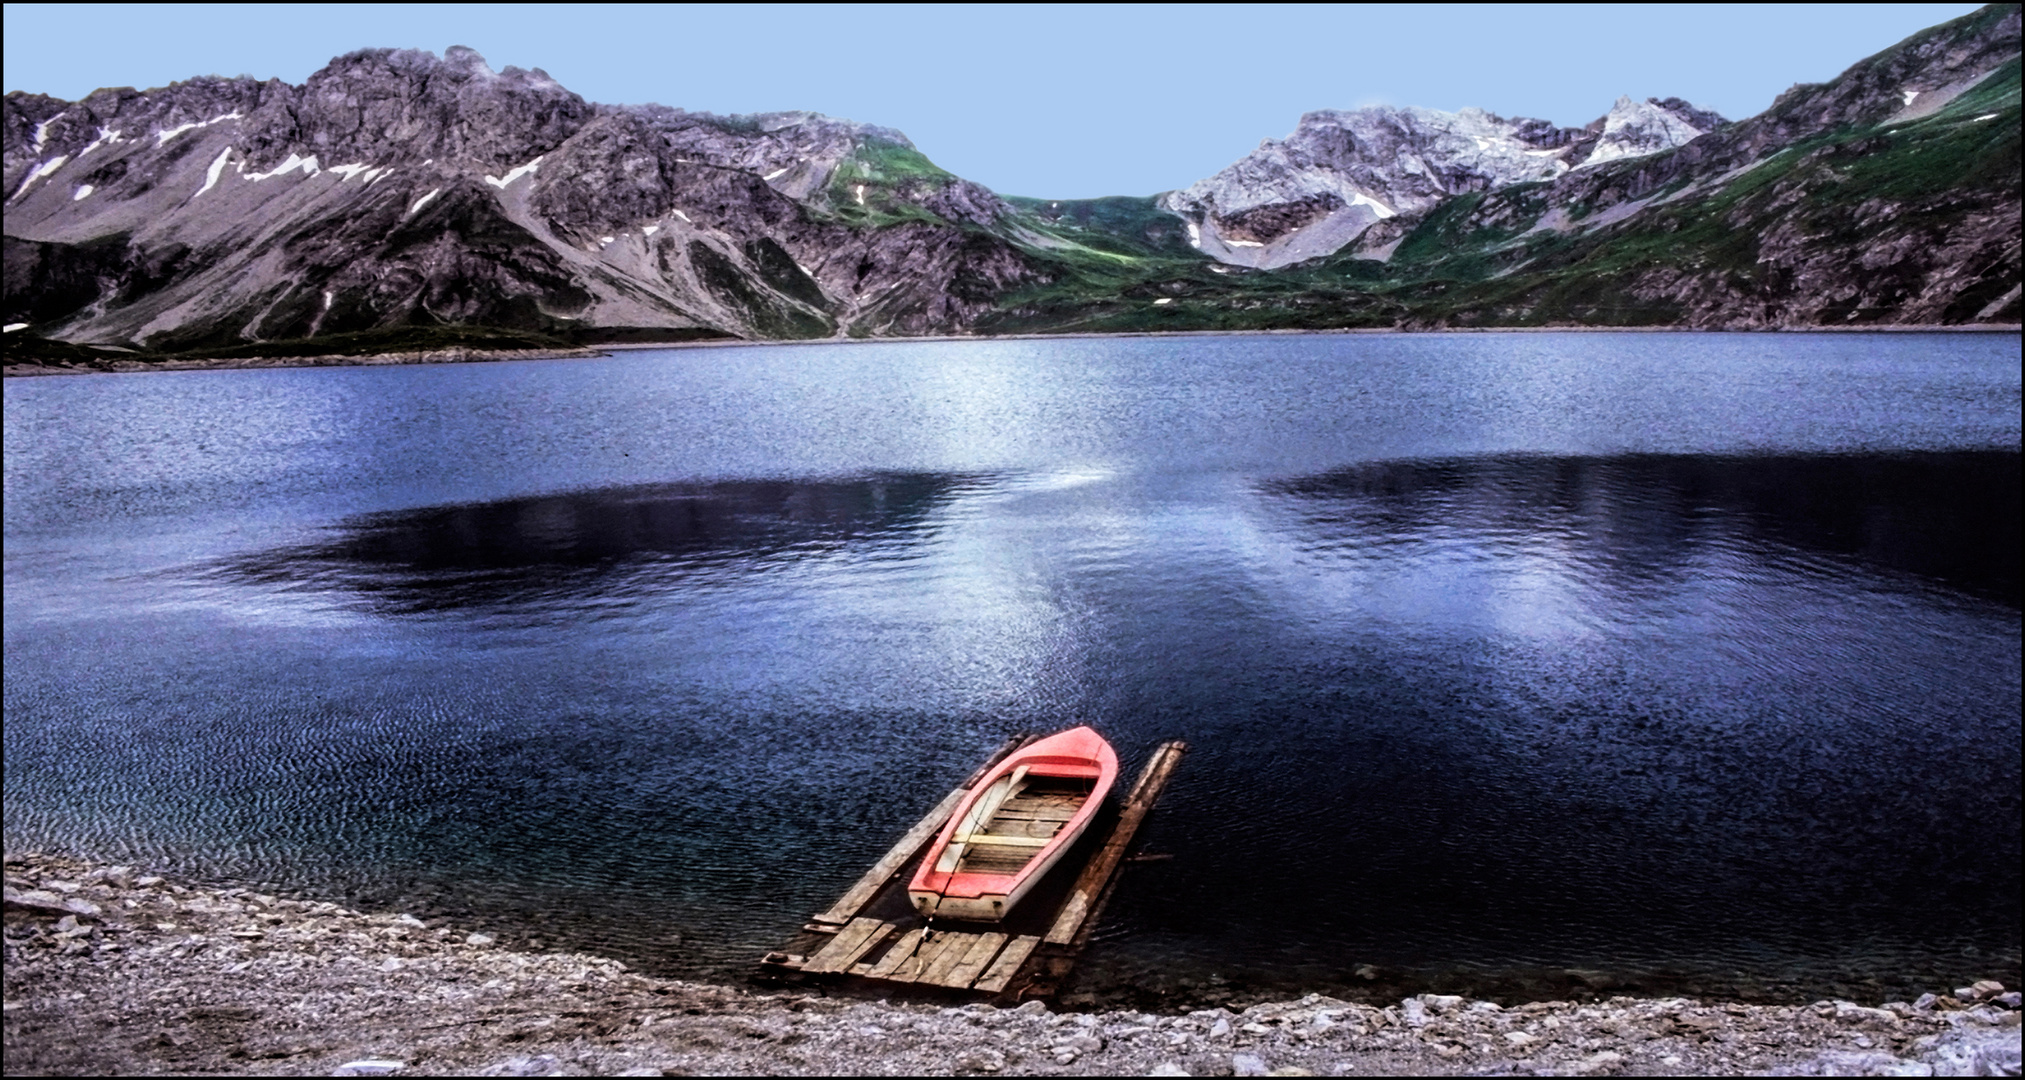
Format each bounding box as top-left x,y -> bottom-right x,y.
989,4 -> 2021,333
1158,97 -> 1725,271
2,46 -> 1047,353
4,6 -> 2018,363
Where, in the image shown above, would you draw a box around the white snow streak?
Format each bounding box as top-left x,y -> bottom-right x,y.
10,155 -> 69,201
245,153 -> 320,180
484,155 -> 543,188
409,188 -> 441,215
853,184 -> 866,205
1347,191 -> 1395,219
195,147 -> 234,197
599,236 -> 615,245
327,163 -> 373,181
670,209 -> 691,223
642,225 -> 659,235
155,112 -> 241,147
32,113 -> 61,152
1974,113 -> 1999,121
1185,220 -> 1201,246
3,323 -> 29,333
1153,297 -> 1173,305
72,184 -> 93,201
1901,90 -> 1921,107
323,291 -> 335,311
763,167 -> 788,180
1223,237 -> 1265,248
78,127 -> 124,156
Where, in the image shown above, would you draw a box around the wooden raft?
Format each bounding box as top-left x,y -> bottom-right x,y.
760,735 -> 1188,999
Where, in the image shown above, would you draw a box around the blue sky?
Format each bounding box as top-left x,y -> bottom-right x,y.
2,3 -> 1983,199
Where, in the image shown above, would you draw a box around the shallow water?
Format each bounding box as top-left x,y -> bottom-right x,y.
5,332 -> 2019,1004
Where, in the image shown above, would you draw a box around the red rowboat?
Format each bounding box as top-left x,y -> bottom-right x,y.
907,726 -> 1119,922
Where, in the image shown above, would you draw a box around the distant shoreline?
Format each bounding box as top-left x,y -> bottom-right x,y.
6,324 -> 2018,378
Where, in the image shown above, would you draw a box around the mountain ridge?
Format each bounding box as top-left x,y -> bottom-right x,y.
4,5 -> 2018,362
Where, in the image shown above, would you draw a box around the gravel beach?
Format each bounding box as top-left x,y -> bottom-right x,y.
5,852 -> 2019,1076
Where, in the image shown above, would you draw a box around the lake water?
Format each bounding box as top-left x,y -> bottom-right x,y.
5,332 -> 2019,1006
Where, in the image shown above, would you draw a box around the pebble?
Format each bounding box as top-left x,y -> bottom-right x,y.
955,1047 -> 1005,1072
465,933 -> 495,946
1232,1052 -> 1269,1076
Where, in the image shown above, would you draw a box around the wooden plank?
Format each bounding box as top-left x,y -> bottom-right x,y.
934,932 -> 1008,989
1044,740 -> 1189,947
920,932 -> 986,986
885,930 -> 961,985
803,917 -> 890,975
862,928 -> 927,979
972,934 -> 1041,994
811,734 -> 1030,927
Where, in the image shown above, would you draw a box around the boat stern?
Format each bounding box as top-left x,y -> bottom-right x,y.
910,889 -> 1008,922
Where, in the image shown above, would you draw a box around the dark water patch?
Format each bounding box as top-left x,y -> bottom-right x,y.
181,472 -> 985,618
1266,452 -> 2022,607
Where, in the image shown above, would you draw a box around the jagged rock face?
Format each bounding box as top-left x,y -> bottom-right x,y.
1580,96 -> 1724,169
1162,98 -> 1724,269
274,47 -> 592,170
2,47 -> 1041,348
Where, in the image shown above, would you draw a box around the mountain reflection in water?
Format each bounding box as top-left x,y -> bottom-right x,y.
193,473 -> 982,618
1263,452 -> 2022,608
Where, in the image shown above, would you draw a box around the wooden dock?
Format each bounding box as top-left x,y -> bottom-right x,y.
760,734 -> 1188,1001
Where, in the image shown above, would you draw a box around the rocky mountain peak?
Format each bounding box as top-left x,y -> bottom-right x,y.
281,47 -> 593,169
1159,103 -> 1600,269
1160,90 -> 1731,268
440,44 -> 495,79
1578,95 -> 1724,169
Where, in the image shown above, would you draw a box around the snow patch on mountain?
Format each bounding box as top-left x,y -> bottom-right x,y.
195,148 -> 234,197
9,155 -> 68,202
245,153 -> 320,181
78,127 -> 125,157
155,112 -> 242,147
485,156 -> 543,188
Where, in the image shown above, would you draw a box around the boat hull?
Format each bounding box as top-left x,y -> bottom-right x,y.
906,726 -> 1119,922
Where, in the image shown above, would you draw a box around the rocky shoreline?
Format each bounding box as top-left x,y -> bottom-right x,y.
5,852 -> 2019,1076
1,345 -> 610,378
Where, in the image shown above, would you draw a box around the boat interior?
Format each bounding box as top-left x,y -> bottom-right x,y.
935,769 -> 1096,877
